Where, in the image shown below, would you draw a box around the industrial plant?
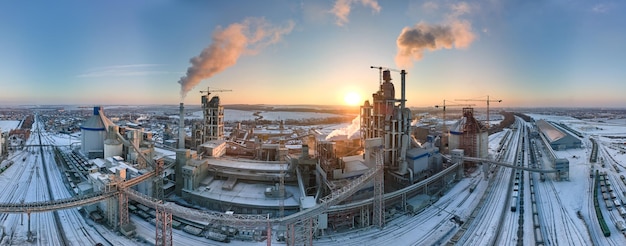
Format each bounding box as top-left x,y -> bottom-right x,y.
1,67 -> 625,246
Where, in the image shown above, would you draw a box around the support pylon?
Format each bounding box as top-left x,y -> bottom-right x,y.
119,192 -> 129,227
372,148 -> 384,228
153,159 -> 165,201
279,163 -> 285,218
155,203 -> 173,246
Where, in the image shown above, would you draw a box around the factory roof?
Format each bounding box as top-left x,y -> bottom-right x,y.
200,140 -> 226,149
206,157 -> 288,172
81,107 -> 114,131
92,158 -> 107,168
189,181 -> 301,208
536,120 -> 566,142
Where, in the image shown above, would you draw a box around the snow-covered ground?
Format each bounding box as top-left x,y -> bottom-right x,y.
0,120 -> 20,132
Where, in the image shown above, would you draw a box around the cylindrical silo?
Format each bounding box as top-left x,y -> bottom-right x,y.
81,107 -> 106,157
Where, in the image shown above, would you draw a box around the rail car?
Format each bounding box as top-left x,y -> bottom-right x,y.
533,214 -> 540,228
172,219 -> 183,229
617,221 -> 626,232
606,199 -> 614,211
205,230 -> 229,243
183,225 -> 204,237
618,207 -> 626,218
532,203 -> 538,215
136,203 -> 150,212
534,227 -> 544,245
136,211 -> 150,220
511,197 -> 518,212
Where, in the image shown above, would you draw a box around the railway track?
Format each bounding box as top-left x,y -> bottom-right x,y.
38,124 -> 105,245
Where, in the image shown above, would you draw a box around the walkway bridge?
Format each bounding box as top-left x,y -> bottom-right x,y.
0,191 -> 116,213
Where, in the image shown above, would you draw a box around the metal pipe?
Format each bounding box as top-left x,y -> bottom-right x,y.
179,103 -> 185,149
400,70 -> 406,119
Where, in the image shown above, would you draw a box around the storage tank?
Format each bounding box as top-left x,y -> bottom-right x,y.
81,107 -> 107,157
104,125 -> 122,158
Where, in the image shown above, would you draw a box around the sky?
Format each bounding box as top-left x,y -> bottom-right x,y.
0,0 -> 625,108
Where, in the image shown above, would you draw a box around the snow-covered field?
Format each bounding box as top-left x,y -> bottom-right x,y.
0,120 -> 20,132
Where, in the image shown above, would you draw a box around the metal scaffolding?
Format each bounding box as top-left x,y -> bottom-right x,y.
287,217 -> 317,246
118,192 -> 129,227
155,202 -> 173,246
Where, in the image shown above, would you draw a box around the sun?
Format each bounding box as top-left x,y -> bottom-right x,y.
344,92 -> 361,106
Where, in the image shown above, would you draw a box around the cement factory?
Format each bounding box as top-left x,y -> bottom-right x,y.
74,67 -> 471,241
4,66 -> 623,246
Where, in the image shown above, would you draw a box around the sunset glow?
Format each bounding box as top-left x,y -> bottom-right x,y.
344,92 -> 361,106
0,1 -> 624,107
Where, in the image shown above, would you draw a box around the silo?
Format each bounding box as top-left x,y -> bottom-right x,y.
81,107 -> 107,157
104,125 -> 123,158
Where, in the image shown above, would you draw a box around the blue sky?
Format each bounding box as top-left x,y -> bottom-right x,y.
0,0 -> 624,107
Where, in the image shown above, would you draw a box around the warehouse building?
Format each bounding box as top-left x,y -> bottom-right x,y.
536,120 -> 581,150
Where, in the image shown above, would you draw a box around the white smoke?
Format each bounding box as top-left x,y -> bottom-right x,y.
395,2 -> 476,68
178,17 -> 294,100
326,116 -> 361,140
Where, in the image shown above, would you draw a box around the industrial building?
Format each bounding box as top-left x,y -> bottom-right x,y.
535,120 -> 581,150
169,68 -> 452,231
447,108 -> 489,159
70,68 -> 470,244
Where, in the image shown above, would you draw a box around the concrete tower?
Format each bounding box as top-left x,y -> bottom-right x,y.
201,94 -> 224,143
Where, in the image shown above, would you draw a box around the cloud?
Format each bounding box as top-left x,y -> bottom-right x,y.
77,64 -> 170,78
422,2 -> 439,12
448,2 -> 471,19
395,2 -> 476,68
177,17 -> 294,100
330,0 -> 381,26
592,4 -> 610,13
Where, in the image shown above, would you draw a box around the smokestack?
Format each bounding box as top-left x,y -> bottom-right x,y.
179,103 -> 185,149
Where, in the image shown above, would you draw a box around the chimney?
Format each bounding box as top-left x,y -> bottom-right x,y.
179,103 -> 185,149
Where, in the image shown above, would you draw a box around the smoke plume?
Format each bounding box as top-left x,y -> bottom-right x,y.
178,17 -> 294,100
326,116 -> 361,140
330,0 -> 381,26
395,20 -> 474,68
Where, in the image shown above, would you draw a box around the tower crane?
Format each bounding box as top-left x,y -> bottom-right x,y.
455,95 -> 502,129
199,87 -> 232,96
